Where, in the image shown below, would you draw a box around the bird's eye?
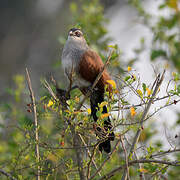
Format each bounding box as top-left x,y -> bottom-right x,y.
75,31 -> 81,37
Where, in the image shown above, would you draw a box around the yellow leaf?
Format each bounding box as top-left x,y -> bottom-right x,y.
99,101 -> 108,108
146,88 -> 152,96
47,100 -> 53,107
73,111 -> 80,115
128,66 -> 132,72
47,153 -> 58,162
75,96 -> 80,103
83,116 -> 88,121
130,107 -> 136,117
167,0 -> 178,11
108,45 -> 116,48
87,108 -> 91,115
139,168 -> 148,173
139,131 -> 146,142
64,110 -> 71,114
114,89 -> 119,94
24,154 -> 30,160
106,80 -> 116,89
137,89 -> 143,98
100,113 -> 110,119
172,72 -> 176,76
164,63 -> 169,69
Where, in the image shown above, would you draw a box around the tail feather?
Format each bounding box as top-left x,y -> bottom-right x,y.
99,140 -> 111,153
90,89 -> 114,153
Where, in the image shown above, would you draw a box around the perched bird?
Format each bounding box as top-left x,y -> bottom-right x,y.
62,28 -> 115,153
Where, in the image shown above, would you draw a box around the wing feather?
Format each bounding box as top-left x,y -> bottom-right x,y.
79,50 -> 111,92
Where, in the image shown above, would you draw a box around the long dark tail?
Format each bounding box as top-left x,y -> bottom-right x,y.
90,89 -> 115,153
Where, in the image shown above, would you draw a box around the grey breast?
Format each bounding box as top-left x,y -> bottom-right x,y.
61,39 -> 90,87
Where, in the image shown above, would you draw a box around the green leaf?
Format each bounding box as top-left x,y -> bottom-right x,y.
174,73 -> 180,81
125,76 -> 131,81
142,83 -> 147,94
151,49 -> 167,60
137,89 -> 143,99
158,4 -> 167,9
177,84 -> 180,94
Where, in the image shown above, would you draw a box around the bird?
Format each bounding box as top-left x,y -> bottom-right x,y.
61,28 -> 115,153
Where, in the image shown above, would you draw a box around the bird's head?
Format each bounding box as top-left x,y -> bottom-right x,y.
68,28 -> 83,38
67,28 -> 87,46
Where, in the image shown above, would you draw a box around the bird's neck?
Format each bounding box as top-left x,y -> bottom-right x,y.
65,38 -> 88,52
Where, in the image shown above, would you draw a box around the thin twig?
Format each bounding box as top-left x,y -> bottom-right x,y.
71,127 -> 86,180
43,79 -> 58,101
0,169 -> 17,180
122,70 -> 165,180
78,134 -> 101,178
120,136 -> 130,180
134,152 -> 145,180
89,138 -> 120,180
123,135 -> 145,180
98,159 -> 180,180
129,71 -> 165,155
86,143 -> 99,179
25,68 -> 41,180
151,148 -> 180,158
113,94 -> 176,111
149,165 -> 168,180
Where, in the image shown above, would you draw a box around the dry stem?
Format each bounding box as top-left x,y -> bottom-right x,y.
26,68 -> 41,180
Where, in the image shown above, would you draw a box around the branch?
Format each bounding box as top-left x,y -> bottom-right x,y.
113,94 -> 177,111
78,134 -> 101,178
25,68 -> 41,180
151,148 -> 180,158
120,136 -> 130,180
98,159 -> 180,180
71,127 -> 86,180
150,165 -> 168,179
43,79 -> 58,101
86,142 -> 99,179
114,98 -> 180,127
124,135 -> 145,180
0,169 -> 17,180
129,71 -> 165,155
122,70 -> 165,180
89,138 -> 120,180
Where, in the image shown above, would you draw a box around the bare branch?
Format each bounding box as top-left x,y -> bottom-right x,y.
86,142 -> 99,179
122,70 -> 165,180
78,134 -> 101,178
0,169 -> 17,180
43,79 -> 58,101
70,127 -> 86,180
129,71 -> 165,155
120,136 -> 130,180
149,165 -> 168,180
151,148 -> 180,158
89,138 -> 120,180
25,68 -> 41,180
98,159 -> 180,180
